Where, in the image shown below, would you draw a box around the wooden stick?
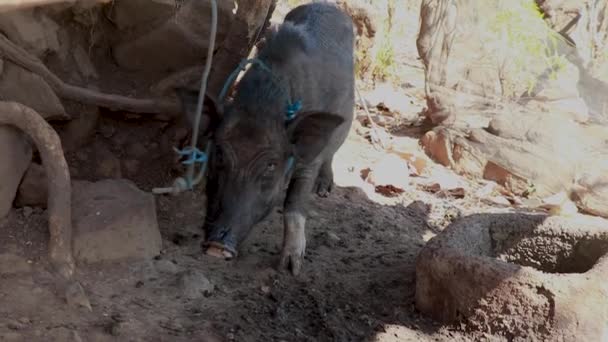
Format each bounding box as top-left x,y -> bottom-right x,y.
0,102 -> 74,279
0,34 -> 181,116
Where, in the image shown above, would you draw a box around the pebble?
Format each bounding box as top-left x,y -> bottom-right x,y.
65,281 -> 92,311
177,270 -> 214,299
22,207 -> 33,218
155,259 -> 178,274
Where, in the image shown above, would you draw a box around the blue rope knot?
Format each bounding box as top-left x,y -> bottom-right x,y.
174,146 -> 208,166
286,100 -> 302,121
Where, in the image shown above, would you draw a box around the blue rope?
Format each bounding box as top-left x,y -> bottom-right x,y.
218,58 -> 303,121
285,156 -> 295,175
174,146 -> 208,166
286,100 -> 302,121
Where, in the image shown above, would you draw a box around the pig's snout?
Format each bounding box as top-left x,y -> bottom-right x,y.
203,228 -> 237,260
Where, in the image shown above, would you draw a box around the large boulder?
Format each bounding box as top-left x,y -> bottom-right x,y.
111,0 -> 234,72
0,126 -> 32,218
72,179 -> 162,264
0,61 -> 68,121
0,9 -> 60,58
416,213 -> 608,340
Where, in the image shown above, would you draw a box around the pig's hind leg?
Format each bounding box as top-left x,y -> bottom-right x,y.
314,157 -> 334,198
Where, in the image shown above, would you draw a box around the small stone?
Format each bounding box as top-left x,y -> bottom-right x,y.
328,232 -> 340,243
95,144 -> 122,179
109,321 -> 130,336
177,270 -> 214,299
22,206 -> 33,218
65,281 -> 92,311
122,159 -> 140,176
60,105 -> 99,152
155,259 -> 178,274
261,285 -> 270,294
7,319 -> 26,330
99,125 -> 115,139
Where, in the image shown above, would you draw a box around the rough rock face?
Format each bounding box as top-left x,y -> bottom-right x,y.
0,61 -> 67,120
572,155 -> 608,218
111,0 -> 235,72
416,213 -> 608,340
72,179 -> 162,264
0,126 -> 32,218
0,8 -> 60,58
14,163 -> 47,209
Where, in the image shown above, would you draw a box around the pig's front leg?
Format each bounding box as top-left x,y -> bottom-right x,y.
279,165 -> 319,275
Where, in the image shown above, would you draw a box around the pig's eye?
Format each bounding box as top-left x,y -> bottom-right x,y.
263,162 -> 277,177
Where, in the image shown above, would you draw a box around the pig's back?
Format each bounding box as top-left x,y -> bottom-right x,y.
283,2 -> 354,65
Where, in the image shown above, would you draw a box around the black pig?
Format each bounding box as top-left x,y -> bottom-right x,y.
176,2 -> 354,275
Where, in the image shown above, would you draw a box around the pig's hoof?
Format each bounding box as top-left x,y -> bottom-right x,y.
314,176 -> 333,198
279,250 -> 304,276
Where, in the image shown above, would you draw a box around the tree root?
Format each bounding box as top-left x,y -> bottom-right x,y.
0,102 -> 74,279
0,34 -> 180,117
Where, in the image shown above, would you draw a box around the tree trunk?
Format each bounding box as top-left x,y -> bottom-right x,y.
417,0 -> 458,125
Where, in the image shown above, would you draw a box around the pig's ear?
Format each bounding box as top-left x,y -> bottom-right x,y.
286,111 -> 345,163
174,87 -> 223,132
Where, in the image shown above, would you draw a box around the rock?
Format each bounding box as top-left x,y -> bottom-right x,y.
72,44 -> 99,79
419,129 -> 454,168
22,206 -> 33,218
72,179 -> 161,263
416,213 -> 608,341
15,163 -> 47,209
365,154 -> 410,191
0,62 -> 67,121
420,126 -> 576,197
65,282 -> 91,311
177,270 -> 214,299
0,9 -> 60,58
572,155 -> 608,218
0,253 -> 31,275
155,259 -> 178,274
122,159 -> 140,176
7,319 -> 27,330
105,0 -> 175,31
94,143 -> 122,179
111,0 -> 234,71
0,126 -> 32,218
60,104 -> 99,152
539,191 -> 579,217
